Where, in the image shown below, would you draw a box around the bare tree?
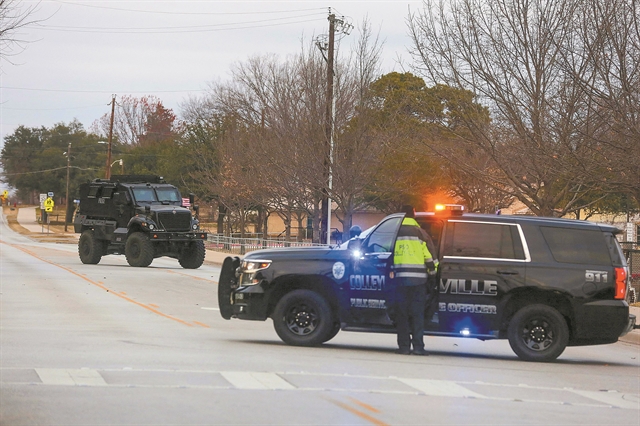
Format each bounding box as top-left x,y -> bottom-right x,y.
0,0 -> 39,60
408,0 -> 607,217
568,0 -> 640,206
91,95 -> 177,146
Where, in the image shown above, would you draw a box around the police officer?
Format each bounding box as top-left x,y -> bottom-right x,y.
391,205 -> 437,355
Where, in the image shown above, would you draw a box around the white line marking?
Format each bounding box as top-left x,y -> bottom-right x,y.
36,369 -> 107,386
200,307 -> 219,310
221,372 -> 294,390
398,378 -> 485,399
571,390 -> 640,410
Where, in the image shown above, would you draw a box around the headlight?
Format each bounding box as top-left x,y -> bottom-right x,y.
239,260 -> 271,285
242,260 -> 271,271
149,223 -> 155,230
192,223 -> 198,230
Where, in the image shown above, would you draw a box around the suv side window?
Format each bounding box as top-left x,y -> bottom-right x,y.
442,221 -> 525,260
364,217 -> 402,253
540,226 -> 611,265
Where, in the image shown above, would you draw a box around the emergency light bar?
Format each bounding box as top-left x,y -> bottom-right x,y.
434,204 -> 465,215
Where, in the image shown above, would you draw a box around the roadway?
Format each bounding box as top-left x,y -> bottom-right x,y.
1,208 -> 639,425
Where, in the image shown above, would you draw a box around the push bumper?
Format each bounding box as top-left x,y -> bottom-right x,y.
148,232 -> 207,241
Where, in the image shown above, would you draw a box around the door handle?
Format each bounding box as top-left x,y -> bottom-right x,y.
497,269 -> 519,275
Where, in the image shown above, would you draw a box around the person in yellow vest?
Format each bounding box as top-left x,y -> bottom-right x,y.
391,205 -> 437,355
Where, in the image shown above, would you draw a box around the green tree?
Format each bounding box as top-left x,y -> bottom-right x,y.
1,121 -> 105,203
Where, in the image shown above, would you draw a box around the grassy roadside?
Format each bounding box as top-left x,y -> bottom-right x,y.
2,205 -> 78,243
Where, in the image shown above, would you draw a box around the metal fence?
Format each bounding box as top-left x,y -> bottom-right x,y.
621,243 -> 640,301
206,234 -> 329,255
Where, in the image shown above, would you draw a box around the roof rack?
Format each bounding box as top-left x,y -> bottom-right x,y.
108,175 -> 166,184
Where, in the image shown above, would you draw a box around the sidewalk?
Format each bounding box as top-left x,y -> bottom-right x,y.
17,206 -> 55,234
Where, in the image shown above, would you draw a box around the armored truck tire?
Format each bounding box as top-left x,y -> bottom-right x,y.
273,289 -> 335,346
78,230 -> 103,265
178,240 -> 206,269
125,232 -> 154,267
507,304 -> 570,362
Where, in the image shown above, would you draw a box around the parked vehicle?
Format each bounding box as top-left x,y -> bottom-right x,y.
219,205 -> 637,361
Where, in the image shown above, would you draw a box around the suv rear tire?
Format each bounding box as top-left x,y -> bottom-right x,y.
125,232 -> 154,267
178,240 -> 205,269
273,290 -> 334,346
507,304 -> 569,362
78,230 -> 102,264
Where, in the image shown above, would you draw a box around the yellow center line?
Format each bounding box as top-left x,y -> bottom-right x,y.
348,397 -> 381,413
329,399 -> 389,426
3,241 -> 193,327
192,321 -> 211,328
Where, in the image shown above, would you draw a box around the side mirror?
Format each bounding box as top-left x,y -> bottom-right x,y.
347,238 -> 363,258
193,204 -> 200,219
189,193 -> 195,206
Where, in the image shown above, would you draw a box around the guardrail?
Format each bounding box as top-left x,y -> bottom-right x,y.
206,234 -> 329,255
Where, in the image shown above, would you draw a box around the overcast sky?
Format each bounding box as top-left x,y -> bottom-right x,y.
0,0 -> 422,147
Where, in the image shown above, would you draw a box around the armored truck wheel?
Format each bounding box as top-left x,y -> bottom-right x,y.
178,240 -> 205,269
78,230 -> 103,264
273,290 -> 334,346
125,232 -> 154,267
507,304 -> 569,362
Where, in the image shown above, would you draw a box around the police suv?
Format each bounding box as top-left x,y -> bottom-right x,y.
218,205 -> 637,362
74,175 -> 207,268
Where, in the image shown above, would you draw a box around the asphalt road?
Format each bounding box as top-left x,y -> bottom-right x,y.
1,212 -> 639,425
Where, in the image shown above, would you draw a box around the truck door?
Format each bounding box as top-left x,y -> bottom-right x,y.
437,220 -> 528,337
348,216 -> 403,325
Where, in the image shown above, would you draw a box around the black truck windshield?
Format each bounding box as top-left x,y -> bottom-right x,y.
156,187 -> 181,203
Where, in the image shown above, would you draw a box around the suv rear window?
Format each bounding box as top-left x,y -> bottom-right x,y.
540,226 -> 611,265
442,221 -> 525,260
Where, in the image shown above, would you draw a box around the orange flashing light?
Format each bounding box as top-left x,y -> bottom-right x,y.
434,204 -> 465,215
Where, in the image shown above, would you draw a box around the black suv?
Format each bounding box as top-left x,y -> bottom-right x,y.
74,175 -> 207,268
219,206 -> 637,362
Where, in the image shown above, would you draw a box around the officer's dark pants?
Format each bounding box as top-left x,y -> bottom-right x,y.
394,284 -> 427,351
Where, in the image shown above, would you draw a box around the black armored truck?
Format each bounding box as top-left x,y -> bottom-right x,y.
74,175 -> 207,268
219,205 -> 638,362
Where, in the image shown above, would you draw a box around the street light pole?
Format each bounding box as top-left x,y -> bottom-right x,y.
64,142 -> 71,232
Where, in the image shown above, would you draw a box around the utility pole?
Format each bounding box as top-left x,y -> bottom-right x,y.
64,142 -> 71,232
105,94 -> 116,179
317,9 -> 352,245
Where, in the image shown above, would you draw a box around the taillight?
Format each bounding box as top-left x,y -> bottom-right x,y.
614,267 -> 627,300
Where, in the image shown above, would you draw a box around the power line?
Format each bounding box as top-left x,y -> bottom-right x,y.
53,1 -> 326,16
1,104 -> 108,111
34,16 -> 324,34
0,87 -> 203,94
1,166 -> 98,176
